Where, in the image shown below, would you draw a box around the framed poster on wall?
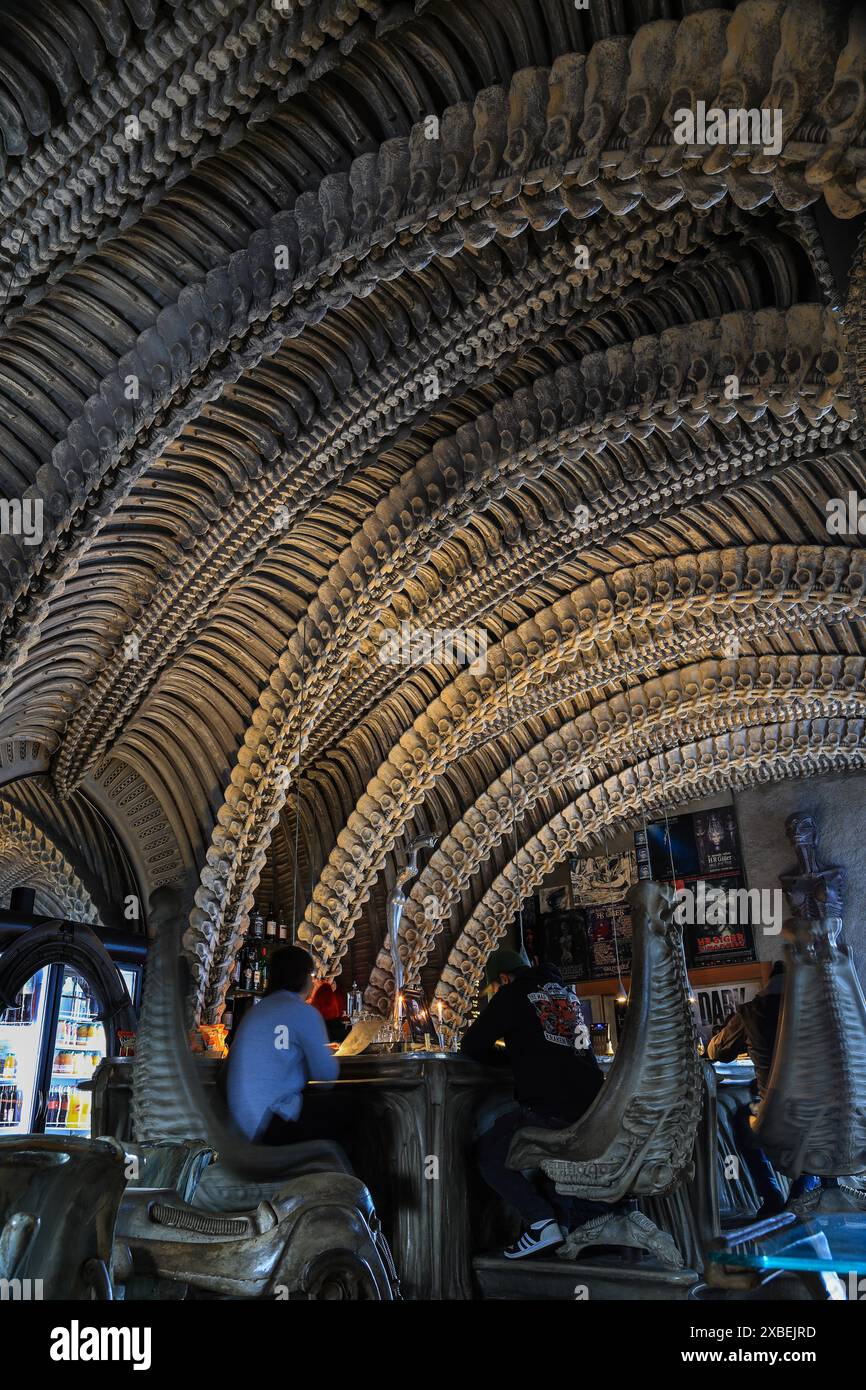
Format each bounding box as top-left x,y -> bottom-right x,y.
584,900 -> 632,981
571,850 -> 637,981
634,806 -> 757,967
570,849 -> 637,906
535,907 -> 591,984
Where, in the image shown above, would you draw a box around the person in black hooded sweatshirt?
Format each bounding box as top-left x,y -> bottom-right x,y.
461,947 -> 608,1259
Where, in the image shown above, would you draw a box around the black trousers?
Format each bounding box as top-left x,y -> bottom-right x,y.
477,1105 -> 613,1230
260,1090 -> 354,1147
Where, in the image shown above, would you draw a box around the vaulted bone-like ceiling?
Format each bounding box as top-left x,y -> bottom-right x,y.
2,1 -> 866,1024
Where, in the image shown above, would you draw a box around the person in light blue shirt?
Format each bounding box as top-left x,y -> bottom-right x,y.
226,944 -> 340,1143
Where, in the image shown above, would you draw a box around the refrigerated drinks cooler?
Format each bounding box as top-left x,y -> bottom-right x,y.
0,960 -> 141,1136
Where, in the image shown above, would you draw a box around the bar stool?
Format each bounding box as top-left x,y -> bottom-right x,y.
0,1133 -> 127,1298
507,880 -> 704,1268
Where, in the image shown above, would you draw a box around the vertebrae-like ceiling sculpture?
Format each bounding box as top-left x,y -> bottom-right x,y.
2,0 -> 866,1022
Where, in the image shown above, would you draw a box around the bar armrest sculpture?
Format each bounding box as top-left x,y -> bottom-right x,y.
121,1139 -> 216,1205
508,881 -> 703,1267
752,814 -> 866,1186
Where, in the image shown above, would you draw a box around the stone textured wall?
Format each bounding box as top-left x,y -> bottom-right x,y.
734,774 -> 866,981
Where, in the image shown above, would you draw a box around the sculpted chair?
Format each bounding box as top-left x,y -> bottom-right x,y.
508,880 -> 704,1268
751,814 -> 866,1198
0,1134 -> 127,1299
122,890 -> 399,1300
113,1168 -> 400,1301
702,815 -> 866,1296
121,1139 -> 216,1205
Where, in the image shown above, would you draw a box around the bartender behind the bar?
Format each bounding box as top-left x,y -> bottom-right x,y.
461,948 -> 609,1259
227,945 -> 341,1144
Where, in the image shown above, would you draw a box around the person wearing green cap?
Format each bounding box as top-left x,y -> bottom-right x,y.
462,946 -> 607,1259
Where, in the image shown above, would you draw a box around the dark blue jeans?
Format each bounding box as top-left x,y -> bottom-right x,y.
731,1103 -> 819,1207
477,1104 -> 612,1229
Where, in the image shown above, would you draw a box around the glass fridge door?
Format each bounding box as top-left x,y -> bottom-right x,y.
45,968 -> 107,1135
0,966 -> 51,1134
118,964 -> 139,1009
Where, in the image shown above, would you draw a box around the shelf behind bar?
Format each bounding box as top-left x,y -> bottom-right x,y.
573,961 -> 769,997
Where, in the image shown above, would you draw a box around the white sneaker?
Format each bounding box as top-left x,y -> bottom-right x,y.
503,1220 -> 564,1260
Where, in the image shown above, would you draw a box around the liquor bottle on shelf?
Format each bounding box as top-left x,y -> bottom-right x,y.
277,910 -> 288,942
241,948 -> 254,993
60,974 -> 75,1018
260,949 -> 269,994
1,1086 -> 21,1125
251,907 -> 265,940
265,905 -> 277,941
252,950 -> 261,994
232,952 -> 241,985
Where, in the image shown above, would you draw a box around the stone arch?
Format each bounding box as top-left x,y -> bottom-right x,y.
0,800 -> 99,923
188,310 -> 853,1018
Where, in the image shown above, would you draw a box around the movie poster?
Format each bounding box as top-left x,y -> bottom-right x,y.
688,876 -> 754,962
635,813 -> 700,882
585,901 -> 633,980
536,907 -> 591,984
634,806 -> 756,966
694,808 -> 740,876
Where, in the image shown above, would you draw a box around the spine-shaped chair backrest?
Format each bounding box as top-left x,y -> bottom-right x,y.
508,880 -> 703,1203
752,916 -> 866,1176
753,812 -> 866,1177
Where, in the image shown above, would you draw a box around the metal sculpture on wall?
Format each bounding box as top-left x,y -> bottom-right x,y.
385,832 -> 440,1009
508,880 -> 703,1266
753,815 -> 866,1180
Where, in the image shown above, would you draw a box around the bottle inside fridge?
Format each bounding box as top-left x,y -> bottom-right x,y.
0,967 -> 50,1134
45,968 -> 106,1134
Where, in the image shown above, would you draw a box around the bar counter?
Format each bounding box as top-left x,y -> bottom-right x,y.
308,1050 -> 508,1299
91,1052 -> 766,1300
306,1051 -> 765,1298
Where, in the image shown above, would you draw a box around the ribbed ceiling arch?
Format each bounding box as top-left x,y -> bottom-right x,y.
1,0 -> 866,1024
